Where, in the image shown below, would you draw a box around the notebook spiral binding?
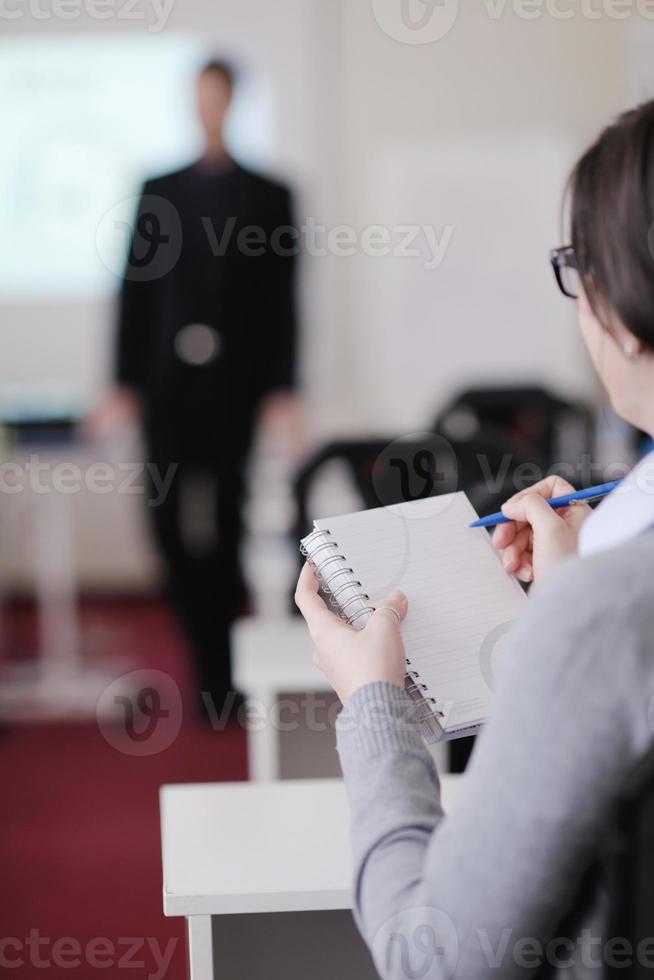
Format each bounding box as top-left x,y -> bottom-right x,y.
300,526 -> 445,743
300,528 -> 375,628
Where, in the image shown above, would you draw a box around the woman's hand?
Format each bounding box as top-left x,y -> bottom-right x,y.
294,563 -> 408,704
492,476 -> 592,584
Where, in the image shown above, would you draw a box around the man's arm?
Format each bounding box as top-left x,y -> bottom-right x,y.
254,185 -> 303,457
82,185 -> 156,436
259,185 -> 298,395
116,183 -> 155,394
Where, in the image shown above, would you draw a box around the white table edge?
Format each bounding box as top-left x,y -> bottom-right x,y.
159,780 -> 355,919
163,886 -> 353,917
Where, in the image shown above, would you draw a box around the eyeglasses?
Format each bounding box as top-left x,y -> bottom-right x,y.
550,245 -> 580,299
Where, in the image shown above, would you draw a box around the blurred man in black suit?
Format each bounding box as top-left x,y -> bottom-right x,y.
93,60 -> 299,717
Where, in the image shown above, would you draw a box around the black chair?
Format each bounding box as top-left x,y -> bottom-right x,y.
434,385 -> 597,488
292,436 -> 456,549
544,745 -> 654,979
605,745 -> 654,977
292,429 -> 535,552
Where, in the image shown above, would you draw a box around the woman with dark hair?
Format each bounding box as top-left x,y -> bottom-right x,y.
295,100 -> 654,980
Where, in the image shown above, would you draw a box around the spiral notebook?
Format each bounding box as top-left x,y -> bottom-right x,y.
301,492 -> 527,742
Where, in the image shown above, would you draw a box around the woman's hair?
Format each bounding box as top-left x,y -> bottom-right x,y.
569,99 -> 654,349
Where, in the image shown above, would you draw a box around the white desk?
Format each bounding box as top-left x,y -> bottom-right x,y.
232,618 -> 449,780
232,618 -> 332,780
160,776 -> 461,980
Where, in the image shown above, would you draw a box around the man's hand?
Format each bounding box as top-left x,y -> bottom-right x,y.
258,391 -> 305,463
80,386 -> 141,439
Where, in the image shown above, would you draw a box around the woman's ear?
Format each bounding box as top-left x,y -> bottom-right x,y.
610,318 -> 644,361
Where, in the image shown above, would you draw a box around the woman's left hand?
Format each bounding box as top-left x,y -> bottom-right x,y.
294,563 -> 408,704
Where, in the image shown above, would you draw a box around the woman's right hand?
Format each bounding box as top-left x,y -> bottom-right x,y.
492,476 -> 592,584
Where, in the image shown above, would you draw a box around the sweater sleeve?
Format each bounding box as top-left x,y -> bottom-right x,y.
336,553 -> 654,980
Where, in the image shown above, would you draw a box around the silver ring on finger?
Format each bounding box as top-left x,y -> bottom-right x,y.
376,605 -> 401,625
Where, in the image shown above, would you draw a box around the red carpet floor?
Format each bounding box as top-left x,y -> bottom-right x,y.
0,599 -> 248,980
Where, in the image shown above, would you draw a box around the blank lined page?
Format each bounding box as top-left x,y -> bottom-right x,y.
314,492 -> 527,733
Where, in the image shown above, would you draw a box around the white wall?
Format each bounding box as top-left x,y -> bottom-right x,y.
328,2 -> 633,432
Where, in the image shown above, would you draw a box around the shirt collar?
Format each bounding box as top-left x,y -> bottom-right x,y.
579,450 -> 654,557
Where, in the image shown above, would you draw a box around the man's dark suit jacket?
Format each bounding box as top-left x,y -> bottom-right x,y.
117,161 -> 297,461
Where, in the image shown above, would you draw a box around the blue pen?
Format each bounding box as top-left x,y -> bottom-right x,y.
469,479 -> 622,529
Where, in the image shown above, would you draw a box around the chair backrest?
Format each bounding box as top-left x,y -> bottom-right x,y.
434,385 -> 596,483
292,437 -> 458,549
292,429 -> 538,543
